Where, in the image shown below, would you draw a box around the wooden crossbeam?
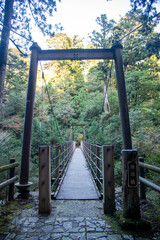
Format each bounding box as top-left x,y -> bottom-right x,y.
71,124 -> 85,126
38,48 -> 114,61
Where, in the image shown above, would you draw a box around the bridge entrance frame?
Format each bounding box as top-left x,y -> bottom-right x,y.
17,42 -> 140,219
70,124 -> 86,142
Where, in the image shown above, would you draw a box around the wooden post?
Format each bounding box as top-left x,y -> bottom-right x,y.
17,43 -> 41,198
122,150 -> 140,219
139,157 -> 146,200
8,159 -> 15,201
102,145 -> 115,215
66,142 -> 68,162
89,143 -> 92,167
83,126 -> 86,141
70,126 -> 73,141
91,145 -> 94,174
96,146 -> 101,191
39,146 -> 51,214
56,144 -> 60,188
61,144 -> 64,169
112,42 -> 132,149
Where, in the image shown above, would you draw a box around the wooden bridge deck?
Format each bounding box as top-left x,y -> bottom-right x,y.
56,148 -> 99,200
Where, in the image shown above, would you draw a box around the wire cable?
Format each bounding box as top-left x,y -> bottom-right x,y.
9,38 -> 28,57
118,12 -> 160,42
0,21 -> 34,43
39,62 -> 64,142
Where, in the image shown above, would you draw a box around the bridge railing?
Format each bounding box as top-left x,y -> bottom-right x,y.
0,159 -> 19,201
81,141 -> 103,193
139,157 -> 160,200
51,141 -> 75,198
39,141 -> 75,214
81,141 -> 115,214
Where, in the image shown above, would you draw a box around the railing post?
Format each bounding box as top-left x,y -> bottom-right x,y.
56,144 -> 60,188
61,144 -> 64,169
70,126 -> 73,141
81,141 -> 83,151
8,159 -> 16,201
96,146 -> 101,191
89,143 -> 91,166
91,144 -> 94,174
139,157 -> 146,200
39,146 -> 51,214
102,145 -> 115,215
122,150 -> 140,219
66,142 -> 68,161
83,126 -> 86,141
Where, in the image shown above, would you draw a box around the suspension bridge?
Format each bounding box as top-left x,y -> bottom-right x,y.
1,42 -> 147,219
1,42 -> 160,240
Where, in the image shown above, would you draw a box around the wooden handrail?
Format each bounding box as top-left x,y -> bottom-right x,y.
0,176 -> 18,190
0,162 -> 19,172
139,157 -> 160,200
0,159 -> 19,201
139,162 -> 160,174
139,177 -> 160,193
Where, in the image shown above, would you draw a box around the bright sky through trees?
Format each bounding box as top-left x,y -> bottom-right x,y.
54,0 -> 131,38
32,0 -> 160,49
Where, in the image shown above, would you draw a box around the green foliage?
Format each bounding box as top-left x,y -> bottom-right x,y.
126,68 -> 159,108
0,9 -> 160,197
113,9 -> 159,69
80,91 -> 103,121
89,14 -> 115,48
0,0 -> 61,51
130,0 -> 158,17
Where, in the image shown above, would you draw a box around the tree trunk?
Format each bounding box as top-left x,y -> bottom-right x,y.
104,81 -> 110,114
0,0 -> 14,114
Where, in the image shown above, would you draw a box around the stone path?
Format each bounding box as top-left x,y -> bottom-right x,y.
2,194 -> 159,240
6,215 -> 126,240
57,148 -> 99,200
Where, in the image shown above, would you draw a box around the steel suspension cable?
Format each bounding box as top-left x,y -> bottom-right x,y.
118,12 -> 160,42
39,62 -> 64,142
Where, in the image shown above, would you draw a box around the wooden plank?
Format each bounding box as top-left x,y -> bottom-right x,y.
38,48 -> 114,61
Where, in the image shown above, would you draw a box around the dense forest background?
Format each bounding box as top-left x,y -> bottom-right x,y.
0,8 -> 159,200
